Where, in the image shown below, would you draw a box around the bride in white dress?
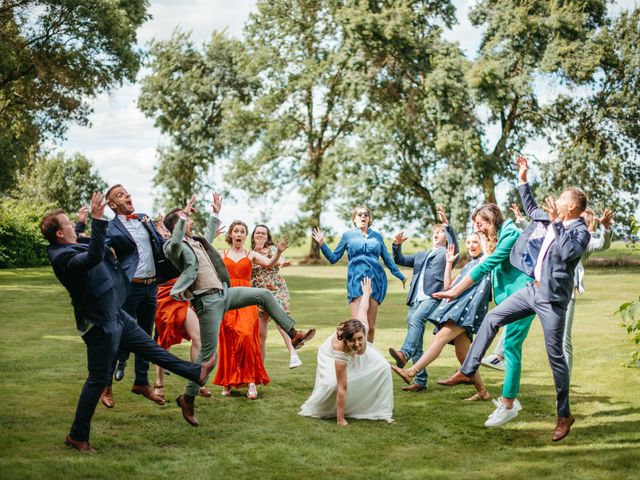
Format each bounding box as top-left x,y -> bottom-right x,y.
299,278 -> 394,426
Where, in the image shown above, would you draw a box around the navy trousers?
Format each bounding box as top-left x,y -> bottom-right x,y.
114,283 -> 158,385
69,310 -> 201,442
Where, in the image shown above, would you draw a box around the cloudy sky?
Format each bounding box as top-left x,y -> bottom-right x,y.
57,0 -> 637,230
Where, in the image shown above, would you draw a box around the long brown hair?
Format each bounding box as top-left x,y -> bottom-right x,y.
251,224 -> 274,250
225,220 -> 249,245
471,203 -> 504,254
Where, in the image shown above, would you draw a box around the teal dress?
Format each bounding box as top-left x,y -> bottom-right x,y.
320,228 -> 405,304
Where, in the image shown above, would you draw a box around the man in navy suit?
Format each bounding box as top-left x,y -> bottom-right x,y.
102,184 -> 168,406
438,157 -> 590,442
388,206 -> 458,392
42,193 -> 215,452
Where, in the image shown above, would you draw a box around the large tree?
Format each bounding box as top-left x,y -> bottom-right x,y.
0,0 -> 149,193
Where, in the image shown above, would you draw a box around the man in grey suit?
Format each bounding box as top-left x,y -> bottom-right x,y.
437,156 -> 590,442
163,193 -> 316,426
388,206 -> 458,392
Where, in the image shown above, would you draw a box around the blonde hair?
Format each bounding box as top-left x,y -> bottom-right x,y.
351,206 -> 373,227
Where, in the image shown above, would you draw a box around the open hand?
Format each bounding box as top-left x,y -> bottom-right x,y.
312,227 -> 325,246
446,244 -> 459,264
545,196 -> 559,221
436,205 -> 449,225
211,192 -> 222,214
598,208 -> 615,229
90,192 -> 107,219
215,223 -> 227,239
516,156 -> 529,183
510,203 -> 525,223
77,205 -> 88,224
184,194 -> 197,216
276,236 -> 289,252
394,231 -> 408,246
361,276 -> 372,297
432,288 -> 458,301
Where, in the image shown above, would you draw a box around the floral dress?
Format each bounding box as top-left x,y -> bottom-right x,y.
251,245 -> 290,313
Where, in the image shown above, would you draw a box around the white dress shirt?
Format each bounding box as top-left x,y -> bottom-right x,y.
118,214 -> 156,279
533,218 -> 580,282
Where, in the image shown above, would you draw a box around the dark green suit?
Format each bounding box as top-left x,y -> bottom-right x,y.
164,215 -> 296,397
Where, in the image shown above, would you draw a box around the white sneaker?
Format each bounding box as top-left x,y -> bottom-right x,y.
289,356 -> 302,369
481,354 -> 505,371
485,401 -> 519,427
492,397 -> 523,411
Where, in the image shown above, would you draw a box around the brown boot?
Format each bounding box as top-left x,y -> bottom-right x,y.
176,395 -> 198,427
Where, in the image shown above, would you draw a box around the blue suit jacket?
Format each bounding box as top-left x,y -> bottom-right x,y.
48,219 -> 130,332
392,224 -> 458,305
106,214 -> 166,282
509,183 -> 590,307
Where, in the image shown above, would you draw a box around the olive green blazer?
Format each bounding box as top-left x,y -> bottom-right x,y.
163,215 -> 230,301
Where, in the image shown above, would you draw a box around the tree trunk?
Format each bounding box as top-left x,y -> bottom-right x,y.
482,174 -> 496,204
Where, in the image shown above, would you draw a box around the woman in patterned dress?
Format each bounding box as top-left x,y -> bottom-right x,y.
251,225 -> 301,368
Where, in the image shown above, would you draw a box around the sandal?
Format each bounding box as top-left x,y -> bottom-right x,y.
464,390 -> 492,401
221,387 -> 231,397
152,383 -> 165,401
247,384 -> 258,400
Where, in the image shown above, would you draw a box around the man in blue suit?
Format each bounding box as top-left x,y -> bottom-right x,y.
438,157 -> 590,442
42,193 -> 215,452
388,206 -> 458,392
102,184 -> 169,406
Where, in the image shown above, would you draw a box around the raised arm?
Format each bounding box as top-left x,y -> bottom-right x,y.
356,277 -> 372,330
204,192 -> 222,243
392,231 -> 415,268
314,228 -> 348,264
443,244 -> 459,290
251,238 -> 288,267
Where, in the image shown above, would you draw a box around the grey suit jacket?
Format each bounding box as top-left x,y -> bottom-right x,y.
509,183 -> 590,307
163,215 -> 230,301
392,224 -> 458,305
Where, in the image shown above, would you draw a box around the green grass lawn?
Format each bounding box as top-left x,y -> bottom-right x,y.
0,265 -> 639,479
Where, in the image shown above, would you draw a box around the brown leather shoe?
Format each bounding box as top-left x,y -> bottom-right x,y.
64,435 -> 96,453
100,385 -> 114,408
176,394 -> 198,427
388,348 -> 407,368
131,384 -> 165,405
291,328 -> 316,349
464,390 -> 492,401
198,387 -> 212,398
198,353 -> 218,386
401,383 -> 426,392
390,365 -> 413,385
552,415 -> 575,442
437,370 -> 476,386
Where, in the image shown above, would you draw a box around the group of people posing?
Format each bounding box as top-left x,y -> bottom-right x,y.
42,155 -> 612,452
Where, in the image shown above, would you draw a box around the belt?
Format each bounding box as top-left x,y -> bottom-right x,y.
132,277 -> 156,285
193,288 -> 223,298
534,279 -> 540,287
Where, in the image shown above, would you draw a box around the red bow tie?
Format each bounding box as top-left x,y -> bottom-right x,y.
125,214 -> 139,221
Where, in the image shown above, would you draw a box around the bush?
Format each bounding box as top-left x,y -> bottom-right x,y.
616,297 -> 640,368
0,199 -> 52,268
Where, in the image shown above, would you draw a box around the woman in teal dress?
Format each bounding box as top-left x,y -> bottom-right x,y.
312,206 -> 405,342
434,203 -> 535,424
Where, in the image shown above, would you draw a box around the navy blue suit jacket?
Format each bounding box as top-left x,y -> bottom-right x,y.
509,183 -> 590,307
106,214 -> 166,282
392,224 -> 458,305
48,219 -> 130,332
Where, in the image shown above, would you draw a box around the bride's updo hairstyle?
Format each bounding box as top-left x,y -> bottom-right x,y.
336,319 -> 366,353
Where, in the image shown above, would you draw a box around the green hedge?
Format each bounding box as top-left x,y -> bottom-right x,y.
0,199 -> 52,268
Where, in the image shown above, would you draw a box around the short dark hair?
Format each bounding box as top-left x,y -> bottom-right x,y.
105,184 -> 123,203
164,208 -> 183,233
565,188 -> 588,214
40,209 -> 66,244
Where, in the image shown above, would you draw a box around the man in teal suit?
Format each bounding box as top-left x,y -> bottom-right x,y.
164,192 -> 315,426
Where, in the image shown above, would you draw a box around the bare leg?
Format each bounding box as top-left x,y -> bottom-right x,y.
406,321 -> 464,375
275,323 -> 296,355
454,334 -> 488,397
257,309 -> 269,360
366,298 -> 379,342
183,308 -> 201,362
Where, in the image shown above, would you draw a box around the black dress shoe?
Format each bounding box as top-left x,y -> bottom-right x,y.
114,361 -> 126,382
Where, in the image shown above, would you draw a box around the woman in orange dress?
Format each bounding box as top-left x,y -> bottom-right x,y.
213,220 -> 289,399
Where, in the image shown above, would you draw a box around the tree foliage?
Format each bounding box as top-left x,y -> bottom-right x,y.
14,151 -> 107,214
0,0 -> 149,193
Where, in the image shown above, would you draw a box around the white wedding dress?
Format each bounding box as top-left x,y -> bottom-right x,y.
299,333 -> 394,421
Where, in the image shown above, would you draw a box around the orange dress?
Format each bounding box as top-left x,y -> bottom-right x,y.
155,278 -> 191,350
213,254 -> 270,387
